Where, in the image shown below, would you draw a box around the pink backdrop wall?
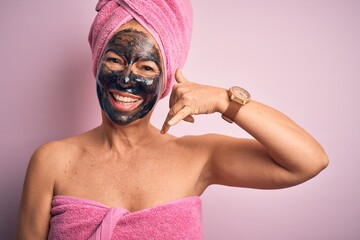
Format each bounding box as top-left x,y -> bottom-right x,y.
1,0 -> 359,239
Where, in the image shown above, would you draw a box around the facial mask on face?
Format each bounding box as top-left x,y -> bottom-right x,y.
96,28 -> 162,125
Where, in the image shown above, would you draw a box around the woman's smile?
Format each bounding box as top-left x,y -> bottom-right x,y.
109,89 -> 144,111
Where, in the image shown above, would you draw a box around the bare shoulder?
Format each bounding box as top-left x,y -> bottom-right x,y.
28,129 -> 97,179
31,136 -> 80,169
28,141 -> 67,180
17,131 -> 94,239
32,140 -> 74,164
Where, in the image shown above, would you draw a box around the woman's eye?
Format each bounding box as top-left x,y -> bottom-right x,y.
142,66 -> 154,72
133,61 -> 160,76
108,57 -> 123,65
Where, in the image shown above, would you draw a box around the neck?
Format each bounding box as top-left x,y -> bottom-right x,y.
98,112 -> 158,151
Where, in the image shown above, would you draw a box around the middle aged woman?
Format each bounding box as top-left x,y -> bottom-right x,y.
17,0 -> 329,239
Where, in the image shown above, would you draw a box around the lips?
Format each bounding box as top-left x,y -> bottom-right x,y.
113,93 -> 139,103
108,89 -> 143,111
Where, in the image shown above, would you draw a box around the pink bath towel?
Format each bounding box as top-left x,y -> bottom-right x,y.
88,0 -> 193,98
48,195 -> 203,240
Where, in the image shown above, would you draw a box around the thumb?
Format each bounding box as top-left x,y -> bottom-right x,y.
175,68 -> 188,84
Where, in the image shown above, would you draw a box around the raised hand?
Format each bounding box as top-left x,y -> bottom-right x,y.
160,69 -> 228,134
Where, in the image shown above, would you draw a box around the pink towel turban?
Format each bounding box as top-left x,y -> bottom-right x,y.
88,0 -> 193,98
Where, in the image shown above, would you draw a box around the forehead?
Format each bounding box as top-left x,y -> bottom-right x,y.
108,28 -> 155,50
105,22 -> 162,66
109,20 -> 160,52
108,29 -> 161,66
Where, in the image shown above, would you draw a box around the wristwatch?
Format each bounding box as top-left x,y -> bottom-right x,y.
221,86 -> 251,123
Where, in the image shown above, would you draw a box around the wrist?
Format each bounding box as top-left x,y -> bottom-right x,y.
215,88 -> 231,114
220,86 -> 251,123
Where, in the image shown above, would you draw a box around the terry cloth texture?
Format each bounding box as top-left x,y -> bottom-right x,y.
88,0 -> 193,98
48,195 -> 203,240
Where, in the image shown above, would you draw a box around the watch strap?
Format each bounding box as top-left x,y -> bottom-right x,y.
221,100 -> 242,123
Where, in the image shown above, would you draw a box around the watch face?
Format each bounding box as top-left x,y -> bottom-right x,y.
232,86 -> 250,99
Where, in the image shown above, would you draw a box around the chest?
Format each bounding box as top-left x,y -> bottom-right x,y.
54,147 -> 204,210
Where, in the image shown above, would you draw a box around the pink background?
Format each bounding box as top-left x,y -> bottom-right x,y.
1,0 -> 359,239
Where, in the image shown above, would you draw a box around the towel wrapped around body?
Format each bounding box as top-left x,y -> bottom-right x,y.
48,195 -> 203,240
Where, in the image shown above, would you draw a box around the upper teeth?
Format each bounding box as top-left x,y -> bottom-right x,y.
113,94 -> 139,103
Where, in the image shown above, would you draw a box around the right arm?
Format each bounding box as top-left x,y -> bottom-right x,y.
16,144 -> 56,240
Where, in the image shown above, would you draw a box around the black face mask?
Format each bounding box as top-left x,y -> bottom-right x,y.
96,28 -> 162,125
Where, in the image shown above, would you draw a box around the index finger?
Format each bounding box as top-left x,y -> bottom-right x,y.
167,105 -> 194,126
160,109 -> 174,134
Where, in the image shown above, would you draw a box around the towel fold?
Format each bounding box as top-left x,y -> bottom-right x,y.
88,0 -> 193,98
48,195 -> 203,240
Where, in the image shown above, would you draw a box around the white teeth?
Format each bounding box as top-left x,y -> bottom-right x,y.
113,93 -> 139,103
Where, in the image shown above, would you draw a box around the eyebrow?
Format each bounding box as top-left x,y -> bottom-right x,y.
138,55 -> 160,64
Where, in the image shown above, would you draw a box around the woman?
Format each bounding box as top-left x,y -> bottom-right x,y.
16,0 -> 328,239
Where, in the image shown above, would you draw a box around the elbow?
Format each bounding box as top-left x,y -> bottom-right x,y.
302,148 -> 329,181
320,153 -> 329,170
314,148 -> 329,173
289,148 -> 329,186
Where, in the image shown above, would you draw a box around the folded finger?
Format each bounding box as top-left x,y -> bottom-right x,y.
168,105 -> 194,126
183,115 -> 195,123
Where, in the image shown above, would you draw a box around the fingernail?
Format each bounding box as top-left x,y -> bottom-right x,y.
168,120 -> 174,126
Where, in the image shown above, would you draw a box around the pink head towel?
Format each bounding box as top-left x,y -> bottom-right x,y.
88,0 -> 193,98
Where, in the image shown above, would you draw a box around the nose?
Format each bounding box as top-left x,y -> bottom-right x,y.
117,66 -> 132,86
